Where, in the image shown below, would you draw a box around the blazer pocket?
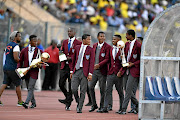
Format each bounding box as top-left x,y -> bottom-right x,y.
101,53 -> 105,57
133,54 -> 137,59
85,55 -> 90,60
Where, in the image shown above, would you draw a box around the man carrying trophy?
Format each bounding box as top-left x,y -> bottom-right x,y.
17,35 -> 44,109
118,30 -> 141,114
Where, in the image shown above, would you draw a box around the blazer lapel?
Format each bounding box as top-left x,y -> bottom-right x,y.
129,40 -> 137,61
26,47 -> 29,67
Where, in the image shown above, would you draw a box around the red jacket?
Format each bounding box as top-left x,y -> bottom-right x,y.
44,46 -> 59,63
60,39 -> 82,69
108,47 -> 123,75
71,45 -> 95,77
120,40 -> 141,77
93,42 -> 111,76
17,47 -> 43,79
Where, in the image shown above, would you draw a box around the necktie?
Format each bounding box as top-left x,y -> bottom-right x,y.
68,39 -> 71,52
114,47 -> 117,60
75,45 -> 85,70
30,47 -> 33,52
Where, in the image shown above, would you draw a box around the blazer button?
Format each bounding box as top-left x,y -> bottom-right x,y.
113,65 -> 115,67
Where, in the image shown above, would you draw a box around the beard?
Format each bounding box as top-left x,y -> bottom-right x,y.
16,39 -> 21,43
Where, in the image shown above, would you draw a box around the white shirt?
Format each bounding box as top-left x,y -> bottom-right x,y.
28,45 -> 36,66
13,45 -> 20,52
127,39 -> 136,62
79,44 -> 88,68
98,42 -> 104,49
69,37 -> 75,48
112,45 -> 119,60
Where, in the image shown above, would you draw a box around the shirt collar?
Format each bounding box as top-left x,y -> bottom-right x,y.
98,42 -> 104,48
130,38 -> 136,44
29,45 -> 35,51
82,43 -> 88,47
69,37 -> 75,42
113,45 -> 117,49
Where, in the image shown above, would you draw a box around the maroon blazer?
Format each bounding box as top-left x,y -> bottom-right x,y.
120,40 -> 141,77
108,47 -> 123,75
17,47 -> 43,79
71,45 -> 95,77
93,42 -> 111,76
60,38 -> 82,69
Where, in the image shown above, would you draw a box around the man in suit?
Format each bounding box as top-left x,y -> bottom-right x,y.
58,28 -> 82,110
70,34 -> 94,113
118,29 -> 141,114
18,35 -> 43,109
100,35 -> 124,113
88,32 -> 111,112
128,37 -> 143,113
0,31 -> 23,106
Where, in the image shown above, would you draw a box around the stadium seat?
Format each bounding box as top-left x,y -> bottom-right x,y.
172,77 -> 180,100
145,76 -> 166,100
163,77 -> 179,101
154,76 -> 175,101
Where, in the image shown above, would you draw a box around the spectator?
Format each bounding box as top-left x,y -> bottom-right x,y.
42,40 -> 59,91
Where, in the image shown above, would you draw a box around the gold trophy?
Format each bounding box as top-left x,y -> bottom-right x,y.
15,52 -> 50,78
117,41 -> 129,67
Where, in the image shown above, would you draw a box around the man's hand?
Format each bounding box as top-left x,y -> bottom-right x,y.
127,62 -> 134,68
117,71 -> 121,78
87,75 -> 92,81
94,64 -> 100,70
70,73 -> 73,79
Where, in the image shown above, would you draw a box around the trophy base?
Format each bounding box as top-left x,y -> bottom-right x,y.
122,63 -> 129,67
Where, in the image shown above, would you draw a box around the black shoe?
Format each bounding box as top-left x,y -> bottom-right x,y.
22,103 -> 28,109
133,109 -> 138,114
107,106 -> 112,111
89,105 -> 98,112
30,104 -> 36,108
65,102 -> 71,111
96,108 -> 103,113
77,108 -> 82,113
115,110 -> 122,114
128,109 -> 134,113
58,99 -> 67,104
101,108 -> 108,113
85,102 -> 92,106
119,110 -> 126,114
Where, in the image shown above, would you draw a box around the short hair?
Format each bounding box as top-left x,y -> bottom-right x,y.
113,35 -> 121,40
82,34 -> 91,40
97,31 -> 105,37
137,37 -> 143,41
29,35 -> 37,41
127,29 -> 135,38
68,27 -> 76,32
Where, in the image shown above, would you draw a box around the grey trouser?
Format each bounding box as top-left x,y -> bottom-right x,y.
104,74 -> 124,110
122,73 -> 139,111
25,77 -> 37,104
88,70 -> 106,108
71,68 -> 87,110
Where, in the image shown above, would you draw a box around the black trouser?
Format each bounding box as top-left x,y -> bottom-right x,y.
42,63 -> 58,90
59,64 -> 73,103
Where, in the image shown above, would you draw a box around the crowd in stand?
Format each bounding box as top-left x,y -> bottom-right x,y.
32,0 -> 180,34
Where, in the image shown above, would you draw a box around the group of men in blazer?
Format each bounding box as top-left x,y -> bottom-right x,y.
58,27 -> 141,114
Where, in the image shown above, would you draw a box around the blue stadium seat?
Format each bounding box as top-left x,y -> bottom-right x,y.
145,76 -> 166,100
163,77 -> 179,101
172,77 -> 180,100
154,76 -> 175,101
